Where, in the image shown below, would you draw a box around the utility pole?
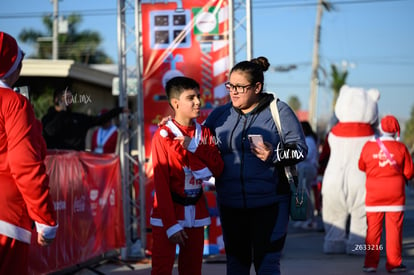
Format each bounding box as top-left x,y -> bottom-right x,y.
309,0 -> 323,131
246,0 -> 253,61
52,0 -> 59,60
309,0 -> 333,131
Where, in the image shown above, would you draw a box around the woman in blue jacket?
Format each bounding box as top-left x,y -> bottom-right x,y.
204,56 -> 307,275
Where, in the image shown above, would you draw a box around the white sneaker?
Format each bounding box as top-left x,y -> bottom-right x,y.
362,266 -> 376,273
292,221 -> 304,228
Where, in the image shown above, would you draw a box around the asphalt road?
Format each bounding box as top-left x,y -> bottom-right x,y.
71,186 -> 414,275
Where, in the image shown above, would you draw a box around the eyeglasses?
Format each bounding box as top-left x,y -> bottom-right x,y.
225,82 -> 253,94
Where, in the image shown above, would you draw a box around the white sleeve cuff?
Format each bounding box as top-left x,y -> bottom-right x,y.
166,223 -> 183,238
35,222 -> 59,239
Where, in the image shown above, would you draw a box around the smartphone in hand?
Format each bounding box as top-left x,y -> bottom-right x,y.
248,134 -> 263,147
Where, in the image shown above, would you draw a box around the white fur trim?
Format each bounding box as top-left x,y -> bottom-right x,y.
366,205 -> 404,212
166,120 -> 183,137
0,220 -> 32,244
150,213 -> 211,237
166,119 -> 202,153
194,217 -> 211,227
187,122 -> 201,153
192,167 -> 212,179
166,224 -> 183,238
0,80 -> 10,88
160,129 -> 169,138
150,217 -> 163,227
2,47 -> 23,79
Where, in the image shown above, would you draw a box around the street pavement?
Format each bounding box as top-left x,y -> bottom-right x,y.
74,187 -> 414,275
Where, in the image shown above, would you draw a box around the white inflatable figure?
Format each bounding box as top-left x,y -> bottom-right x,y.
322,85 -> 380,255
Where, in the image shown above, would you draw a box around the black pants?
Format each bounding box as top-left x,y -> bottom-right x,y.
219,200 -> 289,275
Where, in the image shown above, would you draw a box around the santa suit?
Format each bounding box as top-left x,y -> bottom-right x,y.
150,119 -> 223,275
0,83 -> 58,274
359,136 -> 414,270
322,122 -> 374,254
91,125 -> 118,153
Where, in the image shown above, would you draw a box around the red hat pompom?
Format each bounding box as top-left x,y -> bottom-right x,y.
380,115 -> 400,140
0,32 -> 24,79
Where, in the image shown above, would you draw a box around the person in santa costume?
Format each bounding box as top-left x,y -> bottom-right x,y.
150,76 -> 224,275
0,32 -> 58,274
91,109 -> 119,154
359,115 -> 414,273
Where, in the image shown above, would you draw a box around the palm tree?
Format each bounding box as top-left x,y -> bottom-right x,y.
330,63 -> 348,107
18,13 -> 112,64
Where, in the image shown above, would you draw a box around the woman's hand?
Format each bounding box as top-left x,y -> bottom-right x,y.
158,116 -> 171,126
251,141 -> 273,162
169,230 -> 188,246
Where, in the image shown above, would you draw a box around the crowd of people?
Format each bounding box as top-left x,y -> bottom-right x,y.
1,30 -> 413,275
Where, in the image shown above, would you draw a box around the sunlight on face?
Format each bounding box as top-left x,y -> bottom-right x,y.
174,89 -> 201,123
228,71 -> 258,113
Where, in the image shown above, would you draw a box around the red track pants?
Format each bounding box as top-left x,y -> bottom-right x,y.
364,211 -> 404,271
0,234 -> 29,275
151,226 -> 204,275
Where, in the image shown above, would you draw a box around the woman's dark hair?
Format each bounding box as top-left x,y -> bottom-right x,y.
301,121 -> 317,142
230,56 -> 270,92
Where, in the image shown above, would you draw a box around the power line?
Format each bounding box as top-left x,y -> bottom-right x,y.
0,9 -> 120,19
253,0 -> 408,9
271,82 -> 414,88
0,0 -> 408,19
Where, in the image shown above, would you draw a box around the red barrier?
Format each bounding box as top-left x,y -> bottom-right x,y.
28,151 -> 126,275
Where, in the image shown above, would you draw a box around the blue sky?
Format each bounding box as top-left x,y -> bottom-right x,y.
1,0 -> 413,125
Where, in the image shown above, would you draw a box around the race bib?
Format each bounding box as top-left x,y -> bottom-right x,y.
183,166 -> 202,197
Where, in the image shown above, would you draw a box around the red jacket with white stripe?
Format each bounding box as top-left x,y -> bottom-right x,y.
359,136 -> 414,212
0,85 -> 57,243
150,119 -> 223,237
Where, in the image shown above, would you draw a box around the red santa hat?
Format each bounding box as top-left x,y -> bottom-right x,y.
0,32 -> 24,79
380,115 -> 400,140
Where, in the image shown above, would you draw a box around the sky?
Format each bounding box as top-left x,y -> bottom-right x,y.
1,0 -> 414,126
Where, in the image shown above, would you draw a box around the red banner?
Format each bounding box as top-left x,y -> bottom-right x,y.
141,0 -> 230,160
28,151 -> 126,275
140,1 -> 230,256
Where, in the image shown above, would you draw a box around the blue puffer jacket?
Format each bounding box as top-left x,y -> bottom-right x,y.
204,93 -> 308,208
